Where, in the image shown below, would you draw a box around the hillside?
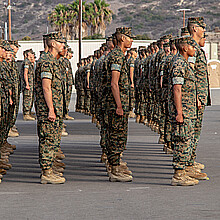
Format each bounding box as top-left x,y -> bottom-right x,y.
0,0 -> 219,40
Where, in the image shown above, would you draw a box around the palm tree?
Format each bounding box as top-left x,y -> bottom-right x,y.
48,4 -> 71,39
90,0 -> 113,37
68,0 -> 90,39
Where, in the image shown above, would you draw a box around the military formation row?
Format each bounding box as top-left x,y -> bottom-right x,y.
0,33 -> 75,183
74,17 -> 210,185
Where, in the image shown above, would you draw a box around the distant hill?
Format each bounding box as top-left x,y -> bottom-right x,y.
0,0 -> 219,40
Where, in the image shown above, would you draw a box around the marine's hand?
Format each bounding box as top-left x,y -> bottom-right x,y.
176,114 -> 183,123
116,106 -> 123,116
48,110 -> 56,122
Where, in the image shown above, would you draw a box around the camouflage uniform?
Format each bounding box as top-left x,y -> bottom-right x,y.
106,46 -> 130,165
188,39 -> 209,165
127,56 -> 135,112
0,60 -> 11,155
65,57 -> 74,113
90,57 -> 97,115
35,51 -> 64,170
169,53 -> 197,170
22,57 -> 35,115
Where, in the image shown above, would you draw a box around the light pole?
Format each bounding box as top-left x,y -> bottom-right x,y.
7,0 -> 12,40
79,0 -> 82,63
177,9 -> 191,27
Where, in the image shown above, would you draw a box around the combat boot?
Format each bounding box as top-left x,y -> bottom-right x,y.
0,169 -> 7,175
3,141 -> 16,150
1,147 -> 14,154
171,169 -> 199,186
193,162 -> 205,170
55,151 -> 65,160
109,165 -> 133,182
0,160 -> 12,170
165,142 -> 173,154
119,163 -> 132,175
158,134 -> 165,144
185,166 -> 208,180
100,152 -> 107,163
53,160 -> 66,168
92,115 -> 96,123
96,122 -> 101,130
65,114 -> 74,120
53,169 -> 64,177
8,128 -> 19,137
61,127 -> 68,136
23,114 -> 35,121
53,165 -> 65,173
144,118 -> 148,125
136,115 -> 140,123
41,168 -> 65,184
129,111 -> 136,118
140,116 -> 145,124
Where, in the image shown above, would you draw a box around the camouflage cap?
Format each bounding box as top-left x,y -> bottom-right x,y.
67,47 -> 74,54
161,34 -> 172,41
44,32 -> 66,43
3,41 -> 14,52
130,48 -> 137,52
181,27 -> 190,36
138,46 -> 146,51
0,39 -> 6,49
177,36 -> 195,46
116,27 -> 136,38
8,40 -> 21,47
106,36 -> 113,42
163,42 -> 170,48
188,17 -> 206,28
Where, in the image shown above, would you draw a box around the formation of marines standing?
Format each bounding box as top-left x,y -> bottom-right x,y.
0,16 -> 210,186
76,17 -> 210,185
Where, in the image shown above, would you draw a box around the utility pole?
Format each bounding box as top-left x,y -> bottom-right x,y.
8,0 -> 12,40
79,0 -> 82,63
177,9 -> 191,27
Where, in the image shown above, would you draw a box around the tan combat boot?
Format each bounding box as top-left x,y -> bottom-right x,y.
158,134 -> 165,144
144,118 -> 148,125
96,122 -> 101,130
8,129 -> 19,137
65,114 -> 74,120
53,160 -> 66,169
136,115 -> 140,123
0,169 -> 7,175
92,115 -> 96,123
23,114 -> 35,121
4,141 -> 16,150
0,160 -> 12,170
109,165 -> 133,182
171,169 -> 199,186
61,127 -> 68,136
165,142 -> 173,154
41,168 -> 65,184
185,166 -> 208,180
129,111 -> 136,118
100,152 -> 107,163
140,116 -> 145,124
192,162 -> 205,170
55,151 -> 65,160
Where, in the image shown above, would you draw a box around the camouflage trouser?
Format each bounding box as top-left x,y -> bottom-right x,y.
139,89 -> 145,116
134,87 -> 140,115
99,110 -> 108,154
90,90 -> 95,115
5,104 -> 15,141
164,115 -> 172,143
23,88 -> 34,115
172,119 -> 195,170
189,106 -> 205,165
143,89 -> 148,117
129,87 -> 135,112
106,111 -> 128,165
147,91 -> 153,121
38,118 -> 63,170
84,88 -> 91,112
76,89 -> 80,110
78,89 -> 85,110
159,101 -> 166,136
0,111 -> 9,158
66,85 -> 73,113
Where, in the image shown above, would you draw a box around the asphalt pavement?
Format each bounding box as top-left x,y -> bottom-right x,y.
1,101 -> 220,220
